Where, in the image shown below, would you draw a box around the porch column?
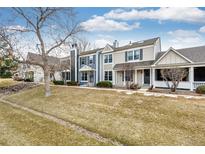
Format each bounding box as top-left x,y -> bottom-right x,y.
152,68 -> 155,88
134,70 -> 138,84
113,70 -> 116,86
149,68 -> 152,86
189,66 -> 194,91
123,70 -> 126,86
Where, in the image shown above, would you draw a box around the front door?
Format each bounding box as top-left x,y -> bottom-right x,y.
144,69 -> 150,84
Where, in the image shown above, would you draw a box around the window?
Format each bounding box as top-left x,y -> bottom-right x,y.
127,49 -> 141,61
127,51 -> 133,61
104,71 -> 112,81
134,50 -> 140,60
62,71 -> 70,81
108,54 -> 112,63
89,56 -> 93,64
125,70 -> 133,81
194,67 -> 205,81
109,71 -> 112,81
104,54 -> 112,63
81,72 -> 88,81
81,57 -> 86,65
66,72 -> 70,80
155,69 -> 189,81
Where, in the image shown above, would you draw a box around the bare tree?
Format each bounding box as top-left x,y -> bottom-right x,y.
122,63 -> 134,89
76,37 -> 92,52
160,68 -> 188,92
10,8 -> 82,96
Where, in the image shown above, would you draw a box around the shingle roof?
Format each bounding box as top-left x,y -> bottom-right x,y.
177,46 -> 205,62
27,52 -> 70,70
79,37 -> 159,56
79,48 -> 103,56
113,37 -> 159,52
155,45 -> 205,63
113,60 -> 154,70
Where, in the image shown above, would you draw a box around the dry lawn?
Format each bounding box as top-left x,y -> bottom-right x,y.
0,101 -> 109,146
0,78 -> 19,88
5,86 -> 205,145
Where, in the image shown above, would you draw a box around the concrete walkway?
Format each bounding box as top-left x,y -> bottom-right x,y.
70,86 -> 205,99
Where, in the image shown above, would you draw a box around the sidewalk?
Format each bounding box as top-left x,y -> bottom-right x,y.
50,84 -> 205,99
74,86 -> 205,99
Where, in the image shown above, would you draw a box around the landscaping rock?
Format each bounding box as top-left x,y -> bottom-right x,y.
0,82 -> 39,95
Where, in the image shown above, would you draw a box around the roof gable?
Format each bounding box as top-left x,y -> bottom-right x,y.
79,65 -> 94,71
154,47 -> 193,65
101,44 -> 114,53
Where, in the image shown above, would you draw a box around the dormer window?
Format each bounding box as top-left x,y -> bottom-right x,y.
104,54 -> 112,64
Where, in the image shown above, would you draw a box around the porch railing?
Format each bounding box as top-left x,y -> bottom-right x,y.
193,82 -> 205,89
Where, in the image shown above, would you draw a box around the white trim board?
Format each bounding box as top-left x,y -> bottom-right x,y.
154,47 -> 193,65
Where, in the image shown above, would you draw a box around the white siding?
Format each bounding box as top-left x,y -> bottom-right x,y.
155,81 -> 190,89
114,52 -> 125,64
154,38 -> 161,59
143,46 -> 155,61
157,51 -> 189,65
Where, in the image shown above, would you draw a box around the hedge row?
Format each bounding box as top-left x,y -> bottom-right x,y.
96,81 -> 112,88
53,80 -> 78,86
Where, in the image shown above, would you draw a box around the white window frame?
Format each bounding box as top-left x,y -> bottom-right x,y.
89,55 -> 93,64
104,54 -> 112,64
127,49 -> 141,62
81,71 -> 88,81
62,71 -> 71,81
104,71 -> 112,81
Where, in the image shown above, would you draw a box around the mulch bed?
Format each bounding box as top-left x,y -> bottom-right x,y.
148,88 -> 202,96
0,82 -> 39,95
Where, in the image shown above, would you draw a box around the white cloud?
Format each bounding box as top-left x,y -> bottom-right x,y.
80,16 -> 140,32
104,7 -> 205,23
5,25 -> 29,32
199,26 -> 205,33
167,29 -> 205,49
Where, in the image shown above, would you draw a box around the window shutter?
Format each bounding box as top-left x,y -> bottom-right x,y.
93,55 -> 96,64
125,51 -> 127,62
80,57 -> 82,67
140,49 -> 143,60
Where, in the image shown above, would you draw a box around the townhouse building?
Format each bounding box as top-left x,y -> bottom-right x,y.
20,37 -> 205,91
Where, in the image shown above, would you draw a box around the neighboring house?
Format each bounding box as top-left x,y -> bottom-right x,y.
17,52 -> 71,83
17,37 -> 205,91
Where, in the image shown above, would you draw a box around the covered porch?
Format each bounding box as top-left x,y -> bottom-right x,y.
79,65 -> 96,87
114,69 -> 152,88
113,61 -> 154,88
153,66 -> 205,91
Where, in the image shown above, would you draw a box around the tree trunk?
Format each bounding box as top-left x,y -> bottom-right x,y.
44,66 -> 51,97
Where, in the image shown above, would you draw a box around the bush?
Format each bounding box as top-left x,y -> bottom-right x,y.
0,72 -> 12,78
53,80 -> 64,85
130,83 -> 141,90
67,81 -> 78,86
24,78 -> 34,82
196,85 -> 205,94
96,81 -> 112,88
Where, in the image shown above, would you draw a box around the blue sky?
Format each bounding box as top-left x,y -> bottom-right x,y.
75,7 -> 205,50
1,7 -> 205,51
